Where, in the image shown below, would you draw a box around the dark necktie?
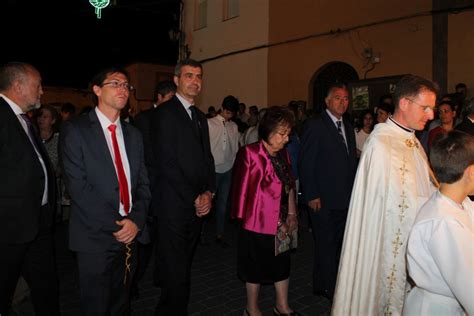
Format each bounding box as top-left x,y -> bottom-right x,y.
108,124 -> 130,215
20,114 -> 43,155
190,106 -> 203,143
336,120 -> 348,150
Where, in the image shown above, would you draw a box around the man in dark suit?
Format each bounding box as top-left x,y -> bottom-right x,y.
150,59 -> 215,315
60,67 -> 150,315
131,80 -> 176,299
0,62 -> 59,315
456,97 -> 474,136
299,83 -> 357,300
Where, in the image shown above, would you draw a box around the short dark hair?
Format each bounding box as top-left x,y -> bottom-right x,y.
221,95 -> 239,113
249,105 -> 259,114
393,75 -> 439,109
437,100 -> 455,112
430,130 -> 474,184
378,102 -> 394,114
90,67 -> 130,105
258,106 -> 295,142
0,62 -> 36,91
455,82 -> 467,90
174,59 -> 202,77
154,80 -> 176,102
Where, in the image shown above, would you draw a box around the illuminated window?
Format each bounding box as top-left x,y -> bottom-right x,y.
223,0 -> 239,20
194,0 -> 207,30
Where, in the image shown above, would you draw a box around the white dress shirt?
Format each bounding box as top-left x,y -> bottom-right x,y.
208,114 -> 239,173
95,107 -> 133,216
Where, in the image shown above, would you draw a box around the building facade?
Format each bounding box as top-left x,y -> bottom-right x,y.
183,0 -> 474,110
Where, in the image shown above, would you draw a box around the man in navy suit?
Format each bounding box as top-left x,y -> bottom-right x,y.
299,83 -> 357,300
61,67 -> 150,315
0,62 -> 59,315
150,59 -> 215,315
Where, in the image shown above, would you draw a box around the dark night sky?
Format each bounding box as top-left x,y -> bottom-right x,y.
1,0 -> 180,89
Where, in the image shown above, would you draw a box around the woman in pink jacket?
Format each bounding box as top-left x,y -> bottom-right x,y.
231,106 -> 300,316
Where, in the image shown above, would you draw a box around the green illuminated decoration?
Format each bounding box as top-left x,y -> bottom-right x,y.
89,0 -> 110,19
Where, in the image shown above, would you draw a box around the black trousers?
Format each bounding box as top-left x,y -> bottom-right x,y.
76,242 -> 137,316
310,207 -> 347,300
154,216 -> 202,316
0,226 -> 59,316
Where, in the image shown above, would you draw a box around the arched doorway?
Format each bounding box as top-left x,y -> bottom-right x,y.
308,62 -> 359,114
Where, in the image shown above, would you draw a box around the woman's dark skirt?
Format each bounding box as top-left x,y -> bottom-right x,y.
237,227 -> 290,284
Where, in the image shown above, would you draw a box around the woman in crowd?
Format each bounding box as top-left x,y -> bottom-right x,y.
231,106 -> 300,316
355,110 -> 374,157
36,104 -> 60,174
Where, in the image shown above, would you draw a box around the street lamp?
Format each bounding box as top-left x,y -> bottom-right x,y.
89,0 -> 110,19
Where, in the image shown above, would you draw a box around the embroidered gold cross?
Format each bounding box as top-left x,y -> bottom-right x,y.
392,229 -> 403,256
405,139 -> 419,148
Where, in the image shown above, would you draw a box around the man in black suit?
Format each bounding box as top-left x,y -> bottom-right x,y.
60,67 -> 150,315
0,62 -> 59,315
456,97 -> 474,136
150,59 -> 215,315
131,80 -> 176,299
299,83 -> 357,300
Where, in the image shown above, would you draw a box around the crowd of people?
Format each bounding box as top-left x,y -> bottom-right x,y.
1,60 -> 473,316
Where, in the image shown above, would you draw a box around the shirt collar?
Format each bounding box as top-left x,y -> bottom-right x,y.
176,93 -> 193,110
0,93 -> 24,115
95,107 -> 121,131
388,116 -> 414,133
217,114 -> 226,122
326,109 -> 343,124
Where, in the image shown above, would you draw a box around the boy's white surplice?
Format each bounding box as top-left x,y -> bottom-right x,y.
404,191 -> 474,315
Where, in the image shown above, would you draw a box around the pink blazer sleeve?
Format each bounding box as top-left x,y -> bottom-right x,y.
230,145 -> 252,220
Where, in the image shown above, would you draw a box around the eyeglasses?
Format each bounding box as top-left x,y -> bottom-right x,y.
406,98 -> 435,113
101,81 -> 134,91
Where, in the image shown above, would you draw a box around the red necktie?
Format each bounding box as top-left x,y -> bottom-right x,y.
108,124 -> 130,215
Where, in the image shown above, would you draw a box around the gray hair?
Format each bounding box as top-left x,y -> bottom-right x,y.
0,62 -> 35,91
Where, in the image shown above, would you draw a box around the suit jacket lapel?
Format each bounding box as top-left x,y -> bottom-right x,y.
1,98 -> 37,154
121,121 -> 136,187
173,96 -> 202,142
343,118 -> 356,153
322,111 -> 351,156
322,112 -> 344,143
88,110 -> 117,180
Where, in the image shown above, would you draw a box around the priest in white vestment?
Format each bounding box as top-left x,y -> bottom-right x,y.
404,131 -> 474,316
332,75 -> 439,316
